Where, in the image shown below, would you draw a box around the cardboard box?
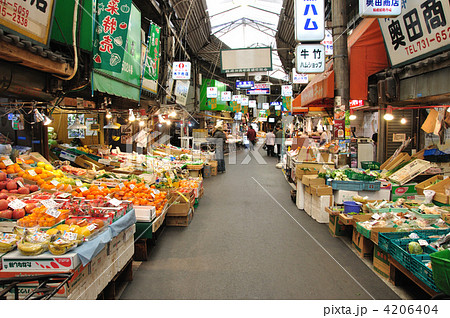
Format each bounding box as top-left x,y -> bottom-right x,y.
166,208 -> 194,227
304,185 -> 312,195
134,205 -> 156,222
302,174 -> 325,187
373,245 -> 390,278
339,213 -> 373,226
312,185 -> 333,196
75,155 -> 105,170
391,183 -> 417,201
329,214 -> 350,237
334,190 -> 359,204
369,227 -> 397,244
381,152 -> 411,171
167,201 -> 191,217
415,175 -> 445,195
2,250 -> 81,271
421,176 -> 450,204
295,168 -> 317,179
352,227 -> 374,258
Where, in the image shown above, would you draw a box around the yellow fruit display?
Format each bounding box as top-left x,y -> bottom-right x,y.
56,224 -> 70,232
76,227 -> 91,237
46,228 -> 60,236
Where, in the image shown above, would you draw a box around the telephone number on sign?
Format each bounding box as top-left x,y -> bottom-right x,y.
0,1 -> 30,27
405,28 -> 450,56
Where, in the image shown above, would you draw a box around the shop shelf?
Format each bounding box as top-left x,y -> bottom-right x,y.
430,249 -> 450,295
410,254 -> 439,292
361,161 -> 381,170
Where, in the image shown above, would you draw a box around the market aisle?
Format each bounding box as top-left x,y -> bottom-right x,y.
121,148 -> 400,300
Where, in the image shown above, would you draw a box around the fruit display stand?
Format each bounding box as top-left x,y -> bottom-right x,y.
0,211 -> 136,300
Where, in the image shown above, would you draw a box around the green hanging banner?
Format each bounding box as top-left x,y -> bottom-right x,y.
93,0 -> 133,72
145,24 -> 161,81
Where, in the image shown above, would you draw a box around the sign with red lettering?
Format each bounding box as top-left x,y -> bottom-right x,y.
0,0 -> 56,46
379,0 -> 450,67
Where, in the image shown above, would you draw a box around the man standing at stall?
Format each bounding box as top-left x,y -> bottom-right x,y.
247,125 -> 257,151
275,125 -> 283,160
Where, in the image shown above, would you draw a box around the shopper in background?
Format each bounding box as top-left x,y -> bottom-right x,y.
265,130 -> 276,157
275,126 -> 283,160
320,130 -> 329,146
211,124 -> 227,173
247,125 -> 257,151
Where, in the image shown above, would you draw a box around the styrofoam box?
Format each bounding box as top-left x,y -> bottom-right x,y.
296,180 -> 305,210
311,195 -> 333,224
304,192 -> 312,216
134,205 -> 156,222
334,190 -> 359,204
358,189 -> 391,201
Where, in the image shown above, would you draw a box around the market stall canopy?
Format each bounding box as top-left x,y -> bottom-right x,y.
295,18 -> 389,108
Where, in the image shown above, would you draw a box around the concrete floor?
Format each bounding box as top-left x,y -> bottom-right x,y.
120,148 -> 401,300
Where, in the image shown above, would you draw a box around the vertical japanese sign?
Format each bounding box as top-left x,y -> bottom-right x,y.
141,23 -> 160,94
334,96 -> 346,139
206,87 -> 218,98
321,29 -> 334,55
360,0 -> 402,17
379,0 -> 450,67
221,91 -> 231,101
249,100 -> 257,108
172,62 -> 191,80
281,85 -> 293,97
295,44 -> 325,73
294,0 -> 325,42
93,0 -> 133,72
292,68 -> 309,84
0,0 -> 56,46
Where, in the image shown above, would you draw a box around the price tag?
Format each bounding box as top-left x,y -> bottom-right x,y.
41,199 -> 58,209
58,193 -> 71,198
79,187 -> 88,193
51,180 -> 59,187
372,213 -> 381,220
63,231 -> 78,241
30,233 -> 48,243
0,234 -> 16,244
2,159 -> 14,166
8,199 -> 27,210
409,233 -> 420,239
118,183 -> 125,189
150,192 -> 155,198
154,189 -> 160,194
76,180 -> 83,187
129,184 -> 135,190
17,181 -> 24,188
28,170 -> 37,176
418,239 -> 429,247
109,198 -> 122,207
53,238 -> 66,245
45,208 -> 61,218
98,186 -> 104,191
87,224 -> 97,232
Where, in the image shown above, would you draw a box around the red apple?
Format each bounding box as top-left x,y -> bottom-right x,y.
12,209 -> 25,219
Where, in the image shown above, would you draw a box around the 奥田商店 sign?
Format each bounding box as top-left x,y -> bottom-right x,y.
0,0 -> 56,46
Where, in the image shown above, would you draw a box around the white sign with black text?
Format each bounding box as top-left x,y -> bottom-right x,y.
295,44 -> 325,73
359,0 -> 402,18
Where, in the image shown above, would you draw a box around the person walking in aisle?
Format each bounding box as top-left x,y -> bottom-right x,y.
265,130 -> 275,157
275,125 -> 283,160
247,125 -> 257,151
211,123 -> 228,173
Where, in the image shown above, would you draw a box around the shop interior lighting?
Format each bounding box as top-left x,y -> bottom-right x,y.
383,106 -> 394,121
128,109 -> 136,122
165,120 -> 171,126
106,109 -> 112,119
400,117 -> 407,124
158,114 -> 166,124
139,118 -> 145,127
68,118 -> 87,129
158,123 -> 162,128
447,107 -> 450,113
188,122 -> 193,127
43,115 -> 53,126
169,110 -> 177,118
34,109 -> 44,123
103,118 -> 121,129
349,110 -> 357,121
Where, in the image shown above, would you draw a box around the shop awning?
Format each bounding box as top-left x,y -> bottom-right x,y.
294,18 -> 389,108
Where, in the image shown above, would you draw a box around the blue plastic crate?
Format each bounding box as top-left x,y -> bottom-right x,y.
410,254 -> 440,292
389,238 -> 437,270
362,181 -> 381,191
327,179 -> 365,191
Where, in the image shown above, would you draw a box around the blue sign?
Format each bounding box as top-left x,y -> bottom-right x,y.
270,102 -> 282,106
236,81 -> 254,89
8,114 -> 14,120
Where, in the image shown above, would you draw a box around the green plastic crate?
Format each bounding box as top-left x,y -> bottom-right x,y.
361,161 -> 381,170
378,231 -> 420,252
410,254 -> 439,292
389,238 -> 437,270
430,249 -> 450,295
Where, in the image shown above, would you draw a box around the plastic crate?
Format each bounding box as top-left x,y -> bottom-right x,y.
424,149 -> 450,163
344,170 -> 377,181
362,181 -> 381,191
327,179 -> 365,191
410,209 -> 443,220
430,249 -> 450,295
410,254 -> 440,292
415,229 -> 450,240
389,238 -> 437,270
356,222 -> 372,239
361,161 -> 381,170
368,207 -> 409,214
378,231 -> 420,252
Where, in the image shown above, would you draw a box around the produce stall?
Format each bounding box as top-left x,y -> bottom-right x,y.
0,142 -> 215,299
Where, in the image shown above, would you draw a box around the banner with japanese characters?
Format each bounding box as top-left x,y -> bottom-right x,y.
379,0 -> 450,67
93,0 -> 133,72
142,23 -> 161,94
0,0 -> 56,46
295,44 -> 325,73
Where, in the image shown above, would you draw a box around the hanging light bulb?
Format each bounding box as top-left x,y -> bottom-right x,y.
68,118 -> 87,129
188,122 -> 193,127
169,110 -> 177,118
103,117 -> 121,129
165,120 -> 171,125
447,107 -> 450,113
349,109 -> 356,121
139,119 -> 145,127
400,117 -> 407,124
128,109 -> 136,122
383,106 -> 394,121
106,109 -> 112,119
43,115 -> 52,126
158,123 -> 162,128
158,114 -> 166,123
34,109 -> 44,123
